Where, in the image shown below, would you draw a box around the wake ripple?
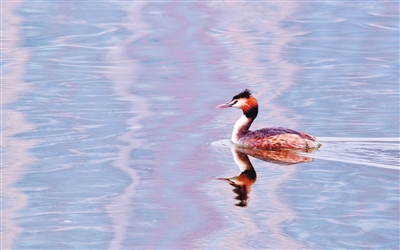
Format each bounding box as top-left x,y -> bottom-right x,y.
309,137 -> 400,170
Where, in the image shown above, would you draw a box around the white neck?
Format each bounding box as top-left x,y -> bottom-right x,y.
231,145 -> 254,172
231,115 -> 253,143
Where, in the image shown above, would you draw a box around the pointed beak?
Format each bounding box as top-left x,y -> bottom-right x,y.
215,101 -> 234,108
215,103 -> 231,108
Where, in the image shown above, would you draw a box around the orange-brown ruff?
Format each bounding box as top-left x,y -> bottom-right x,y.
216,89 -> 321,150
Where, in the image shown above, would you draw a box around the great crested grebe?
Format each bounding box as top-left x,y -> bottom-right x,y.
216,89 -> 321,150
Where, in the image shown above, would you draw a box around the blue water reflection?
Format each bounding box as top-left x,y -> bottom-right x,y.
3,1 -> 399,249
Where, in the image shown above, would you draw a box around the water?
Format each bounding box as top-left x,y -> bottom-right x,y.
2,1 -> 399,249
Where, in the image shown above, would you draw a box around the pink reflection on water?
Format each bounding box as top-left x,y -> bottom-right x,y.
103,2 -> 152,250
103,1 -> 228,249
2,1 -> 39,249
139,2 -> 228,249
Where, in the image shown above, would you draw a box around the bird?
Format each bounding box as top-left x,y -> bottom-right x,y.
215,89 -> 321,150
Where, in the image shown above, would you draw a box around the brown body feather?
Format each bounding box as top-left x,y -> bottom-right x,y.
236,127 -> 320,150
239,132 -> 318,149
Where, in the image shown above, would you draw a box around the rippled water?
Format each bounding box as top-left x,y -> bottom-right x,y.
2,1 -> 399,249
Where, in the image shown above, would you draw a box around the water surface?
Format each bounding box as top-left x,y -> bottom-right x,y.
2,1 -> 399,249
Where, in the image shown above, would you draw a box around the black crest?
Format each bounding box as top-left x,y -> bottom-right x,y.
232,89 -> 252,100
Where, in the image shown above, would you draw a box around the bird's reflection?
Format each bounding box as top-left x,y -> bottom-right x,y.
218,144 -> 314,207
